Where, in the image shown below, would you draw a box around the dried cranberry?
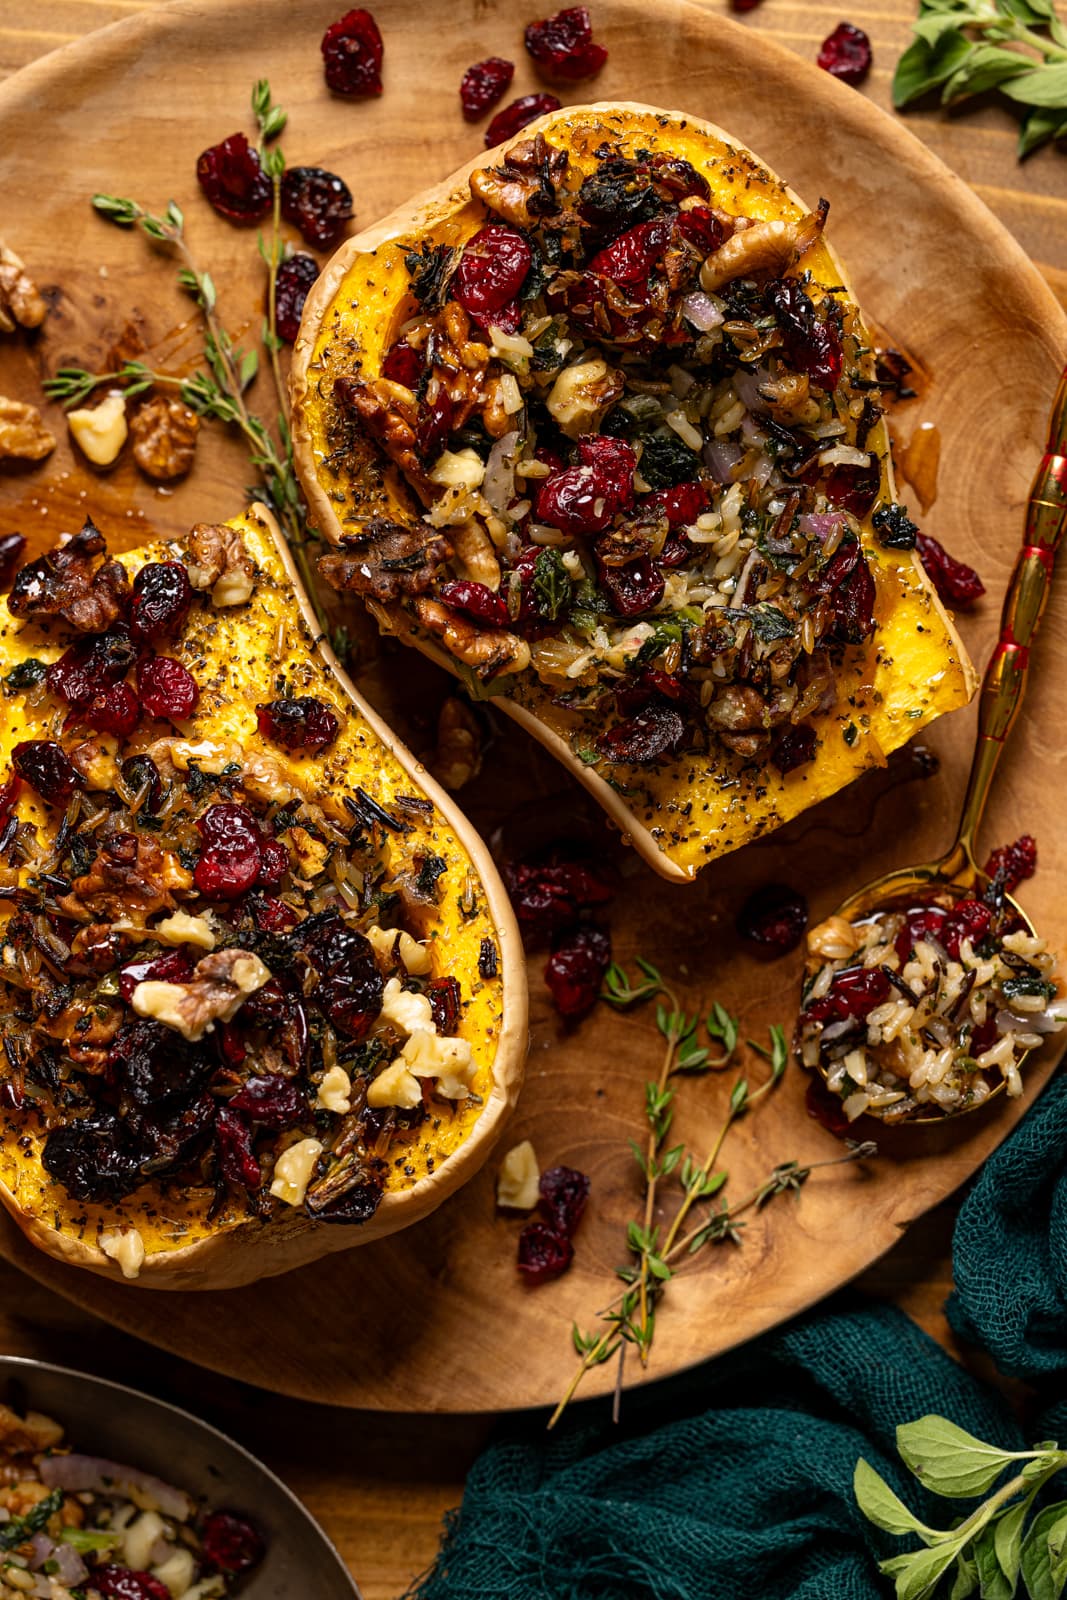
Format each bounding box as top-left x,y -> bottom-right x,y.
121,753 -> 163,814
217,1022 -> 247,1068
195,802 -> 264,900
91,1568 -> 171,1600
428,975 -> 462,1035
249,893 -> 298,933
505,856 -> 614,943
597,702 -> 684,765
138,655 -> 199,721
539,1164 -> 590,1235
818,539 -> 876,643
644,481 -> 709,527
805,1075 -> 851,1138
42,1115 -> 145,1204
215,1106 -> 261,1190
381,338 -> 423,388
11,740 -> 81,805
0,1083 -> 23,1111
453,225 -> 531,332
418,386 -> 454,459
894,905 -> 949,963
596,554 -> 665,617
280,166 -> 353,249
257,838 -> 290,889
577,435 -> 636,512
971,1018 -> 998,1058
118,949 -> 194,1004
0,533 -> 26,592
825,459 -> 881,520
321,8 -> 384,96
255,695 -> 340,755
772,724 -> 817,776
130,561 -> 193,643
817,21 -> 872,86
517,1220 -> 574,1280
738,884 -> 809,956
674,205 -> 724,258
0,774 -> 20,818
275,254 -> 320,345
544,924 -> 611,1018
525,6 -> 608,80
804,966 -> 890,1024
485,93 -> 561,148
201,1511 -> 265,1576
229,1074 -> 307,1128
587,212 -> 673,289
438,579 -> 510,629
915,532 -> 985,608
108,1018 -> 213,1109
943,898 -> 992,960
196,132 -> 272,223
460,57 -> 514,120
536,466 -> 613,538
984,834 -> 1037,894
79,682 -> 141,738
770,279 -> 843,392
292,912 -> 383,1038
47,629 -> 138,709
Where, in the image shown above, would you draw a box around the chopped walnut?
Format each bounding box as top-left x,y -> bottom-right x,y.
319,517 -> 453,604
130,394 -> 200,480
469,135 -> 567,229
67,392 -> 128,467
335,374 -> 432,501
414,596 -> 531,680
131,949 -> 272,1042
186,521 -> 255,606
0,245 -> 47,333
450,517 -> 501,589
0,395 -> 55,462
430,696 -> 482,790
0,1404 -> 62,1457
7,520 -> 129,632
699,208 -> 824,294
59,832 -> 194,924
546,358 -> 624,438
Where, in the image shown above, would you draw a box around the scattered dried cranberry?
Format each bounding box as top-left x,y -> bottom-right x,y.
0,774 -> 20,818
597,702 -> 685,765
460,56 -> 515,120
596,554 -> 665,618
772,724 -> 817,776
229,1075 -> 308,1128
535,468 -> 610,539
505,856 -> 615,943
80,682 -> 141,738
321,8 -> 384,96
257,838 -> 290,890
280,166 -> 353,249
292,913 -> 383,1038
525,6 -> 608,80
453,225 -> 531,332
916,532 -> 985,608
275,254 -> 320,345
984,834 -> 1037,894
418,386 -> 454,459
438,579 -> 510,629
817,22 -> 872,87
91,1569 -> 171,1600
517,1219 -> 574,1280
195,802 -> 264,900
539,1164 -> 590,1235
196,132 -> 272,223
485,92 -> 561,148
643,481 -> 709,527
770,279 -> 843,391
578,436 -> 636,509
249,893 -> 298,933
215,1106 -> 260,1190
825,459 -> 881,521
381,338 -> 423,387
971,1017 -> 998,1057
118,950 -> 193,1005
804,966 -> 890,1024
0,533 -> 26,592
805,1075 -> 852,1138
428,975 -> 463,1035
544,924 -> 611,1018
121,753 -> 163,813
137,655 -> 200,721
201,1511 -> 265,1576
11,740 -> 81,805
255,695 -> 340,755
130,563 -> 193,649
821,540 -> 876,643
587,213 -> 673,289
738,884 -> 809,956
47,629 -> 138,709
894,905 -> 949,964
944,898 -> 992,960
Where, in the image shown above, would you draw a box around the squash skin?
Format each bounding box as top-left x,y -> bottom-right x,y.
291,101 -> 978,882
0,504 -> 527,1289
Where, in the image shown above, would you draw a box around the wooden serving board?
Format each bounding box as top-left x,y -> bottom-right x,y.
0,0 -> 1065,1413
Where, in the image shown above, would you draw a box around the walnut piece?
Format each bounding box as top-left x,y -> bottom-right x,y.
67,391 -> 128,467
0,1403 -> 63,1458
186,521 -> 254,607
414,596 -> 531,680
430,695 -> 483,791
0,395 -> 55,462
469,135 -> 567,229
319,517 -> 453,604
130,394 -> 200,481
0,245 -> 47,334
58,831 -> 194,924
7,520 -> 129,632
131,949 -> 272,1042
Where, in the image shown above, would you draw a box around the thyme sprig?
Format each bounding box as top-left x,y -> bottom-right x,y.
894,0 -> 1067,158
550,957 -> 877,1427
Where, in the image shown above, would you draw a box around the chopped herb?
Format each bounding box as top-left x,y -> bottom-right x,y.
872,502 -> 919,550
478,937 -> 499,980
638,432 -> 701,489
747,603 -> 795,643
843,721 -> 859,746
0,1487 -> 63,1551
415,853 -> 448,899
532,547 -> 573,622
4,658 -> 47,692
403,241 -> 458,309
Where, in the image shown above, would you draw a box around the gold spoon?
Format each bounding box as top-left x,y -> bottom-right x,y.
805,360 -> 1067,1123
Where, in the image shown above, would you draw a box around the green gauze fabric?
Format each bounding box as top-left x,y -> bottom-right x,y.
948,1071 -> 1067,1381
412,1300 -> 1064,1600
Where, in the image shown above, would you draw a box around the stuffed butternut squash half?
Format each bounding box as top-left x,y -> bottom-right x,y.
291,102 -> 977,882
0,505 -> 525,1289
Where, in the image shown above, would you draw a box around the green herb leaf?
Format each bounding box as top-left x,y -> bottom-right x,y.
0,1487 -> 63,1551
1001,61 -> 1067,106
881,1539 -> 967,1600
896,1416 -> 1024,1498
746,603 -> 795,643
1020,1500 -> 1067,1600
853,1459 -> 940,1539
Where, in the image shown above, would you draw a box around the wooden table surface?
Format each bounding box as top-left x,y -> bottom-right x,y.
0,2 -> 1064,1595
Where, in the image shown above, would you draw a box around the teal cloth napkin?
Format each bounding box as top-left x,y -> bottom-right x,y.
411,1075 -> 1067,1600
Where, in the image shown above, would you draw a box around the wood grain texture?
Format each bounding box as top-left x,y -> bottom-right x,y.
1,1 -> 1065,1594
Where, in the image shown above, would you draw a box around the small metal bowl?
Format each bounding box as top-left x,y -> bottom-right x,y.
0,1356 -> 361,1599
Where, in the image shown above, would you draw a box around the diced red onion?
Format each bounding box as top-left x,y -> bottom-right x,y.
798,512 -> 847,542
996,1007 -> 1065,1037
680,291 -> 724,333
732,367 -> 768,414
39,1454 -> 193,1520
483,429 -> 520,515
703,439 -> 743,481
747,451 -> 774,488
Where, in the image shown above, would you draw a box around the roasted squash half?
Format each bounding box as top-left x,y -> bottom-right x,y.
291,102 -> 977,883
0,504 -> 526,1289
